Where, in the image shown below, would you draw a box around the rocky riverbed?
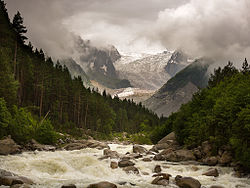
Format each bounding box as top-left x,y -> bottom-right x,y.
0,135 -> 250,188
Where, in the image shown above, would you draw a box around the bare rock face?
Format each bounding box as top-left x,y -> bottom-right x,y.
158,132 -> 176,144
133,145 -> 147,154
0,136 -> 21,155
87,181 -> 117,188
175,175 -> 201,188
202,168 -> 219,177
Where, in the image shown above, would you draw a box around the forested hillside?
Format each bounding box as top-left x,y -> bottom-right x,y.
0,1 -> 165,144
152,61 -> 250,168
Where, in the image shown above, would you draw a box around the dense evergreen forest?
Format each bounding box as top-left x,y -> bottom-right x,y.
152,61 -> 250,168
0,1 -> 165,144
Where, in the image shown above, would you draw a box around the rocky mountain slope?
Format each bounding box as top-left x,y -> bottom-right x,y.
114,50 -> 190,90
143,59 -> 211,117
74,37 -> 131,89
60,58 -> 91,87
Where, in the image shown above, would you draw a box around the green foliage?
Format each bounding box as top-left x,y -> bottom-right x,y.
0,98 -> 11,138
9,106 -> 35,143
161,62 -> 250,168
35,119 -> 57,144
129,133 -> 152,145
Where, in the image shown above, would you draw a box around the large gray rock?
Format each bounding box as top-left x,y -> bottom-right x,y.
175,175 -> 201,188
123,166 -> 139,174
202,168 -> 219,177
103,149 -> 120,159
133,145 -> 147,154
218,151 -> 232,165
27,139 -> 55,151
203,156 -> 218,166
110,161 -> 118,169
64,140 -> 109,151
118,160 -> 135,168
87,181 -> 117,188
0,137 -> 21,155
61,184 -> 77,188
158,132 -> 176,144
63,143 -> 87,151
165,149 -> 196,162
0,176 -> 33,186
151,177 -> 169,186
202,141 -> 212,156
154,165 -> 162,173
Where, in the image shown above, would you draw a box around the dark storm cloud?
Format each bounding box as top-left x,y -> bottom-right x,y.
5,0 -> 250,65
5,0 -> 188,57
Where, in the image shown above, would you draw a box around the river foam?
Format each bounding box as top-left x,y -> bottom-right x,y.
0,144 -> 249,187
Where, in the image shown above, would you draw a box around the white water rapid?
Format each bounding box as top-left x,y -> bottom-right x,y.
0,144 -> 249,188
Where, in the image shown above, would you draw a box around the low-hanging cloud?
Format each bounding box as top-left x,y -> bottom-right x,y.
5,0 -> 250,66
151,0 -> 250,65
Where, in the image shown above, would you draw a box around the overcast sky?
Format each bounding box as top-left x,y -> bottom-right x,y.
5,0 -> 250,65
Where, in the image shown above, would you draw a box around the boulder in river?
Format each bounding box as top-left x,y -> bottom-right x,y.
0,136 -> 21,155
175,175 -> 201,188
202,168 -> 219,177
202,141 -> 212,156
203,156 -> 218,166
110,161 -> 118,169
133,145 -> 147,154
153,153 -> 166,161
61,184 -> 77,188
87,181 -> 117,188
123,166 -> 139,174
27,139 -> 56,151
142,158 -> 152,162
152,173 -> 172,180
151,177 -> 169,186
165,149 -> 196,162
103,149 -> 120,159
0,169 -> 33,186
118,160 -> 135,167
10,184 -> 31,188
63,143 -> 87,151
218,151 -> 232,165
154,165 -> 162,173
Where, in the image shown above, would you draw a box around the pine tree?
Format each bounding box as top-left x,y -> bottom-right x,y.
242,58 -> 249,74
12,11 -> 27,43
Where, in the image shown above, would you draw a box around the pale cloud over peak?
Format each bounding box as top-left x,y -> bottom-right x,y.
5,0 -> 250,65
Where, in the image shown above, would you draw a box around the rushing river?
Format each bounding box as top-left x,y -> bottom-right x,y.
0,144 -> 249,188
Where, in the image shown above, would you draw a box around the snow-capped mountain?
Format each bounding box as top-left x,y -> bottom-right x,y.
114,50 -> 191,90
